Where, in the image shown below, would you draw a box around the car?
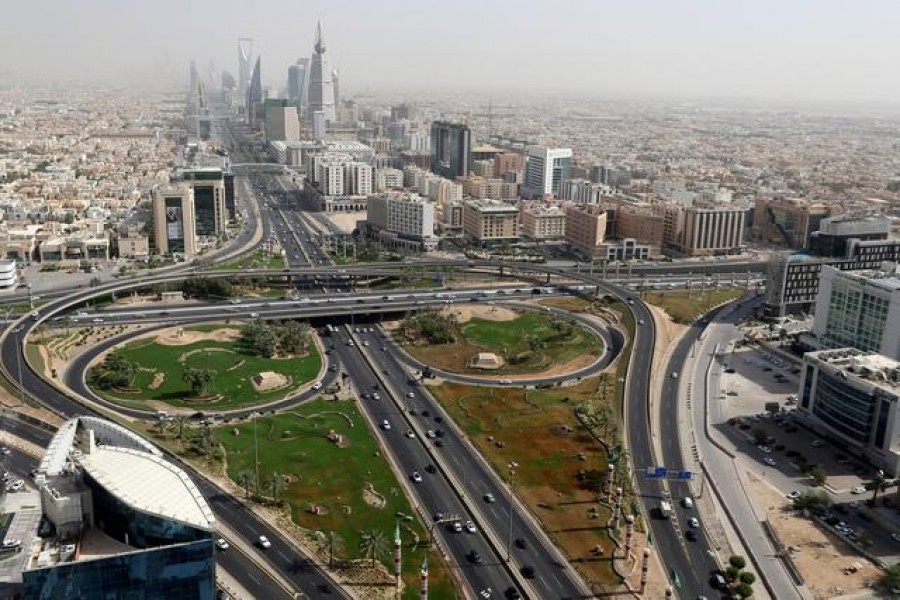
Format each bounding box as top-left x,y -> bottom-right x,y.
484,493 -> 495,503
407,392 -> 415,398
682,496 -> 694,509
758,445 -> 773,454
504,587 -> 522,599
685,529 -> 699,542
346,340 -> 355,346
811,440 -> 824,447
249,312 -> 259,318
328,364 -> 338,372
763,457 -> 777,467
1,539 -> 20,549
311,381 -> 323,391
92,318 -> 104,324
425,464 -> 437,474
381,420 -> 391,430
671,372 -> 679,379
638,319 -> 645,325
0,447 -> 9,456
426,430 -> 436,439
688,517 -> 700,528
372,393 -> 381,401
411,471 -> 423,483
434,440 -> 444,447
363,341 -> 370,346
258,535 -> 271,549
6,480 -> 23,492
891,533 -> 900,543
520,566 -> 535,578
215,538 -> 229,550
465,520 -> 477,533
852,486 -> 867,495
405,430 -> 416,439
786,490 -> 801,500
514,537 -> 527,549
451,521 -> 463,533
468,550 -> 483,564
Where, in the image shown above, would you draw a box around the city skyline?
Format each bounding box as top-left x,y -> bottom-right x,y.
1,0 -> 899,106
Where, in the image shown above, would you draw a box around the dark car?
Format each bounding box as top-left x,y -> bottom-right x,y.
468,550 -> 483,564
425,464 -> 437,474
514,538 -> 527,549
520,566 -> 535,578
504,587 -> 521,599
685,529 -> 698,542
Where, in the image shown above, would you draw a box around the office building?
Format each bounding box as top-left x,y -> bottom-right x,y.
605,238 -> 651,262
152,186 -> 196,256
246,57 -> 263,127
430,122 -> 471,179
264,99 -> 300,142
308,21 -> 336,123
753,197 -> 833,250
493,152 -> 522,178
808,214 -> 890,258
810,264 -> 900,359
565,204 -> 608,259
662,205 -> 746,257
237,38 -> 253,109
20,416 -> 217,599
764,238 -> 900,317
457,175 -> 518,200
462,199 -> 518,245
520,203 -> 566,240
366,192 -> 438,252
182,168 -> 227,240
523,147 -> 572,197
797,349 -> 900,477
558,178 -> 608,204
287,58 -> 309,107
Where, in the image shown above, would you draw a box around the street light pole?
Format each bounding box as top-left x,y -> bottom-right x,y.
15,331 -> 25,405
506,462 -> 518,562
252,412 -> 260,494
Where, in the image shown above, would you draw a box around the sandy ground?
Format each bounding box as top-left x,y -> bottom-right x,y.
326,211 -> 367,234
155,327 -> 241,346
743,470 -> 880,599
440,304 -> 518,323
251,371 -> 288,392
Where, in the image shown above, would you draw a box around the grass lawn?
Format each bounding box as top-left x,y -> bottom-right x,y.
92,326 -> 321,411
428,377 -> 625,590
217,400 -> 457,599
404,311 -> 600,375
537,297 -> 594,313
644,288 -> 743,324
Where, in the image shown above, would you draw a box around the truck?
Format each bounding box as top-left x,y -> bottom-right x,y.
659,501 -> 672,519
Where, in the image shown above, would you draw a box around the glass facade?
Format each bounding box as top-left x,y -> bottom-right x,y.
824,279 -> 889,352
23,539 -> 215,600
193,186 -> 216,237
811,370 -> 876,444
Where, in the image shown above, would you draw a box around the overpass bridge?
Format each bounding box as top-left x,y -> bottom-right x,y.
230,163 -> 294,175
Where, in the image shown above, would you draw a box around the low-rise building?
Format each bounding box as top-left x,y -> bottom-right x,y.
519,203 -> 565,240
462,199 -> 518,245
798,349 -> 900,476
565,204 -> 608,259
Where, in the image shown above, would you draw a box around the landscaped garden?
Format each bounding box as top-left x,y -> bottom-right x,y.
87,323 -> 321,411
644,288 -> 744,324
397,307 -> 601,375
215,400 -> 456,598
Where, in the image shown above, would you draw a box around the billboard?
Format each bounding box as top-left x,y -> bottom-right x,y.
165,199 -> 184,241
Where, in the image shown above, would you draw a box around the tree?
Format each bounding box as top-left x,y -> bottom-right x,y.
740,571 -> 756,585
880,563 -> 900,593
324,530 -> 345,567
359,529 -> 388,568
810,464 -> 828,487
172,415 -> 188,440
792,490 -> 832,515
869,470 -> 886,507
237,471 -> 254,500
268,472 -> 284,503
729,555 -> 747,570
735,583 -> 754,598
182,368 -> 216,396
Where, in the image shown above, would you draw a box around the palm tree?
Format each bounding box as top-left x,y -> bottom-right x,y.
173,415 -> 188,440
359,529 -> 389,568
237,471 -> 254,500
324,530 -> 345,567
869,470 -> 886,507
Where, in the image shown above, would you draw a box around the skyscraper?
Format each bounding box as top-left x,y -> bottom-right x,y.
332,68 -> 340,111
247,56 -> 263,127
288,58 -> 310,108
237,38 -> 253,108
524,146 -> 572,197
430,122 -> 471,179
308,20 -> 336,124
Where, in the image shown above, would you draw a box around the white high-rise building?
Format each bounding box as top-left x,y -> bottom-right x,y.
346,162 -> 373,196
524,147 -> 572,196
367,192 -> 437,251
237,38 -> 253,108
308,21 -> 336,124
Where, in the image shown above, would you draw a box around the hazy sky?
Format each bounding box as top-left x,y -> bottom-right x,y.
3,0 -> 900,104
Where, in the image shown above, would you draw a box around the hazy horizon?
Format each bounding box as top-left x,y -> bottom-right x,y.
3,0 -> 900,107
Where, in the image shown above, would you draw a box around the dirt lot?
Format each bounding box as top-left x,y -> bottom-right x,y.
743,471 -> 881,599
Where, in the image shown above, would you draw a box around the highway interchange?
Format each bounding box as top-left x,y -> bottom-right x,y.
0,132 -> 784,600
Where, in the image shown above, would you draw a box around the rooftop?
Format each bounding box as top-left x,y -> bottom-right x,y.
78,446 -> 215,532
807,348 -> 900,390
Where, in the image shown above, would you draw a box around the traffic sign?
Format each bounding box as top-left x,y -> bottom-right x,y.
645,466 -> 667,479
675,470 -> 694,480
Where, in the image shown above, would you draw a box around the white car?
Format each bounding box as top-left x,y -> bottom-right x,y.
311,381 -> 323,391
258,535 -> 271,549
786,490 -> 801,500
405,430 -> 416,439
215,538 -> 229,550
381,420 -> 391,430
426,430 -> 436,439
465,520 -> 477,534
763,457 -> 777,467
451,521 -> 463,533
411,471 -> 423,483
688,517 -> 700,528
6,480 -> 23,492
1,539 -> 20,549
851,486 -> 868,495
